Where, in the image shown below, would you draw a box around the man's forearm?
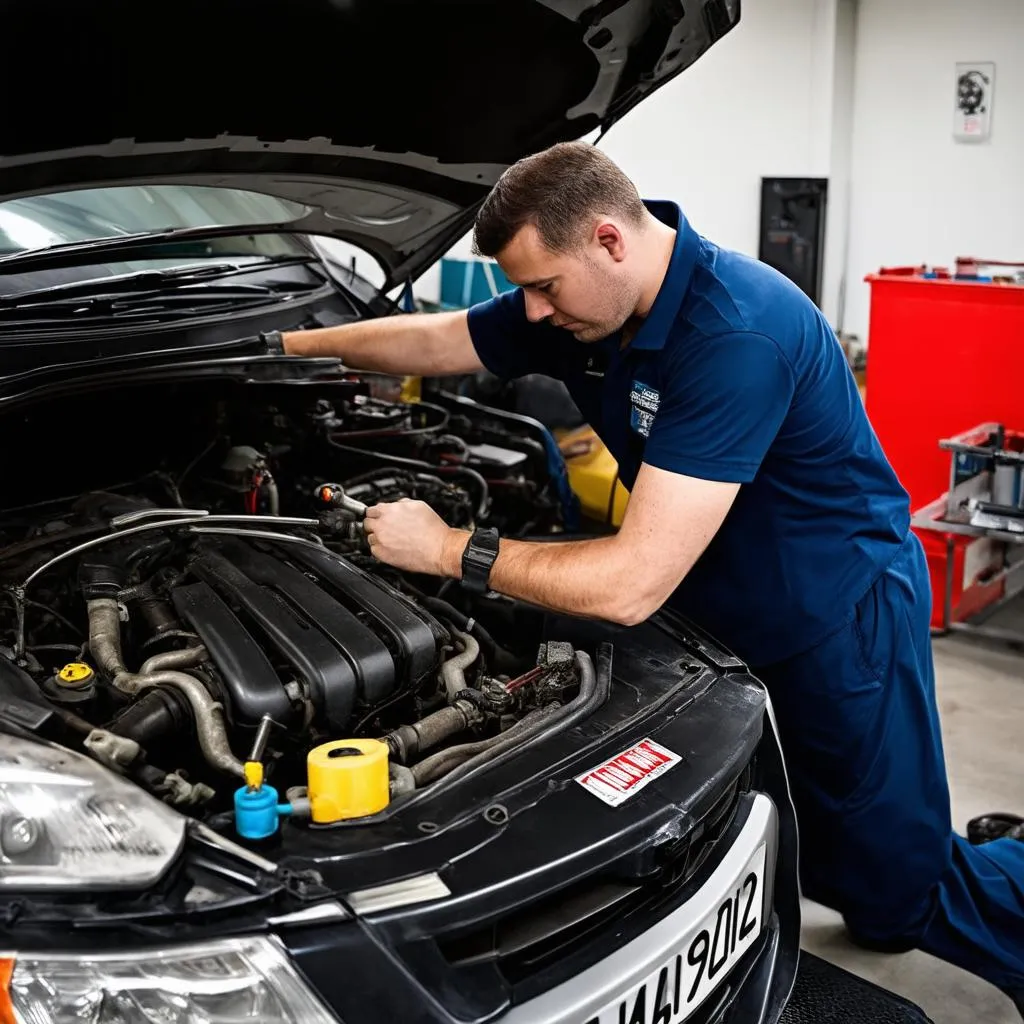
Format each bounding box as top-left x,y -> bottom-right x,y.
281,311 -> 480,377
441,531 -> 653,625
282,315 -> 427,373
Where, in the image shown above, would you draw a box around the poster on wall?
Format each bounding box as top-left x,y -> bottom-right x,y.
954,62 -> 995,141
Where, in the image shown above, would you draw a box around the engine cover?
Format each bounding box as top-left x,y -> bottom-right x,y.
171,538 -> 446,732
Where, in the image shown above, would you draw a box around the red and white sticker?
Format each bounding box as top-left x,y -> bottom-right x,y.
575,738 -> 682,807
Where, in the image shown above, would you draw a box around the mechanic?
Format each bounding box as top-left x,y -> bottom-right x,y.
276,141 -> 1024,1013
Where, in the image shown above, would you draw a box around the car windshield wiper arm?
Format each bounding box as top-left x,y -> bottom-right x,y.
0,256 -> 324,305
0,289 -> 297,326
0,224 -> 309,274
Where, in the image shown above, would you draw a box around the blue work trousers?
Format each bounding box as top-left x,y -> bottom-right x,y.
753,531 -> 1024,994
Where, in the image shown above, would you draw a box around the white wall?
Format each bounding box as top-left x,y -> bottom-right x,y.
822,0 -> 857,332
576,0 -> 831,260
843,0 -> 1024,344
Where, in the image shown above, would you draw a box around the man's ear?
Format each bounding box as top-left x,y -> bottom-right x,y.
594,220 -> 627,262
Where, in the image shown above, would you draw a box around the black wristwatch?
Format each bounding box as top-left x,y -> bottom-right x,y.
460,527 -> 500,594
260,330 -> 285,355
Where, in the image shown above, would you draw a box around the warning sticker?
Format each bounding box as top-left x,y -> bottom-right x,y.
575,738 -> 682,807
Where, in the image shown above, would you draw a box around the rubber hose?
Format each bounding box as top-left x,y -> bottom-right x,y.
411,706 -> 554,786
419,597 -> 519,673
440,629 -> 481,700
389,762 -> 416,796
422,647 -> 607,799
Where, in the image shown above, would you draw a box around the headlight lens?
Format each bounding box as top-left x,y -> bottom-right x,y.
0,734 -> 184,889
7,936 -> 338,1023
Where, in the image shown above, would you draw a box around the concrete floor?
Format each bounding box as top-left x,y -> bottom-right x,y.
799,631 -> 1024,1024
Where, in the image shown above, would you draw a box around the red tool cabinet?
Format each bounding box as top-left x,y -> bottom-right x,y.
863,271 -> 1024,628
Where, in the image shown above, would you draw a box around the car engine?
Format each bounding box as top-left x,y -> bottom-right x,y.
0,372 -> 591,824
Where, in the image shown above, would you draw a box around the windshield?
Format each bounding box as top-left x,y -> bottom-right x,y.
0,185 -> 321,293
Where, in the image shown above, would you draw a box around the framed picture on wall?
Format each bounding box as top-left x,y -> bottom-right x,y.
954,62 -> 995,141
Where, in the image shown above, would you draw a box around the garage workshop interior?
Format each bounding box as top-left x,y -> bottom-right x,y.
0,1 -> 1021,1023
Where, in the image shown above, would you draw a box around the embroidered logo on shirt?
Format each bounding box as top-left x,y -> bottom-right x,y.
629,381 -> 660,438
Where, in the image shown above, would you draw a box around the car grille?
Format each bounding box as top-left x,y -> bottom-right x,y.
438,763 -> 753,992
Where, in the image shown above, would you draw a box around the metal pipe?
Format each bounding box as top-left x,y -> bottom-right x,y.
140,646 -> 209,674
87,599 -> 245,780
265,477 -> 281,517
20,514 -> 319,591
110,508 -> 211,527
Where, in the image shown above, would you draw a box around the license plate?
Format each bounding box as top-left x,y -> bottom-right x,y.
583,842 -> 766,1024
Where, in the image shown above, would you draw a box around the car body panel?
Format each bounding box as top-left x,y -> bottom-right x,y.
0,0 -> 741,288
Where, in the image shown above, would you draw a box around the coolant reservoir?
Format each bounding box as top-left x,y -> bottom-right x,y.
307,739 -> 390,823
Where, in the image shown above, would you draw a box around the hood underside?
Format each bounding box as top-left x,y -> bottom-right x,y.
0,0 -> 739,287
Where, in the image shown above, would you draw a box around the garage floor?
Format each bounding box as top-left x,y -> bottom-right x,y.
800,631 -> 1024,1024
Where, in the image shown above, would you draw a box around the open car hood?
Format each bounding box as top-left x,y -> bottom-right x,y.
0,0 -> 739,288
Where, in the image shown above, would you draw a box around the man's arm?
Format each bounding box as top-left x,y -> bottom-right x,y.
363,462 -> 739,625
279,310 -> 485,377
363,329 -> 792,623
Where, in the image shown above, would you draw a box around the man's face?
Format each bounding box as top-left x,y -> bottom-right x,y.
495,220 -> 639,343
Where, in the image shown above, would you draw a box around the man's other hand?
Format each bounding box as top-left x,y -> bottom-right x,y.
363,499 -> 466,576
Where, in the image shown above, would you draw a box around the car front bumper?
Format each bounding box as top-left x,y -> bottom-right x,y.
280,682 -> 801,1024
501,791 -> 779,1023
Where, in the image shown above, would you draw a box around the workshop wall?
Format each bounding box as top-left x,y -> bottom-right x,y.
843,0 -> 1024,346
593,0 -> 834,264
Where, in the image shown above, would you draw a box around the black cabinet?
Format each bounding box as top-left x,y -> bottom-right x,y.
758,177 -> 828,306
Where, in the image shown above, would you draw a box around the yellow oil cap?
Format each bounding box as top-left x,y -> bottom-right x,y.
307,738 -> 389,824
57,663 -> 94,687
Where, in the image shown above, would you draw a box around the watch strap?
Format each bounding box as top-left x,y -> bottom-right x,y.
461,527 -> 499,594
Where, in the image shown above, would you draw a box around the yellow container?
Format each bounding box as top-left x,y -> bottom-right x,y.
307,738 -> 390,823
399,375 -> 422,403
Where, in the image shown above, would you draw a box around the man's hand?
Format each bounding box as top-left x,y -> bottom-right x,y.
364,499 -> 467,576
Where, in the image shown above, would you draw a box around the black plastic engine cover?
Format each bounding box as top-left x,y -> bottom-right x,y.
173,539 -> 441,732
288,544 -> 444,681
171,581 -> 294,727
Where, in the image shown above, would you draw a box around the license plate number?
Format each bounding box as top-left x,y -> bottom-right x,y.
583,842 -> 766,1024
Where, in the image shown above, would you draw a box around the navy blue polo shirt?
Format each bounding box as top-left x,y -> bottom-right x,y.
466,201 -> 910,667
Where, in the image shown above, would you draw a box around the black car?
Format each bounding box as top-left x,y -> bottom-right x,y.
0,2 -> 815,1022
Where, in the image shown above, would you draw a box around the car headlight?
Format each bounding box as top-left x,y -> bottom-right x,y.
5,936 -> 338,1023
0,734 -> 184,890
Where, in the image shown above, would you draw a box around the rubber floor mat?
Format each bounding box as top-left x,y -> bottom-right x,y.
780,951 -> 934,1023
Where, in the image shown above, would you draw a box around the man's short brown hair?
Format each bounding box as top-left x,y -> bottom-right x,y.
472,141 -> 647,258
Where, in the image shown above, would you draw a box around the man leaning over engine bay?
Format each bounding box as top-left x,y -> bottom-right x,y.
269,141 -> 1024,1016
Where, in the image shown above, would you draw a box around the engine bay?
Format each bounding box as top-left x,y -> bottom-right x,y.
0,370 -> 595,830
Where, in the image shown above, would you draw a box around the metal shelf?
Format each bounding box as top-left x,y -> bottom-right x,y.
911,422 -> 1024,645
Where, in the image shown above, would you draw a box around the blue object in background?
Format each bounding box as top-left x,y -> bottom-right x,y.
440,258 -> 514,309
234,784 -> 291,839
399,277 -> 417,312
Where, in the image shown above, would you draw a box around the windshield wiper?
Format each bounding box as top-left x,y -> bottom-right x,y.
0,256 -> 324,303
0,224 -> 314,274
0,289 -> 305,327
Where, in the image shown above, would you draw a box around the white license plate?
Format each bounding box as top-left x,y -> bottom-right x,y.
583,842 -> 766,1024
